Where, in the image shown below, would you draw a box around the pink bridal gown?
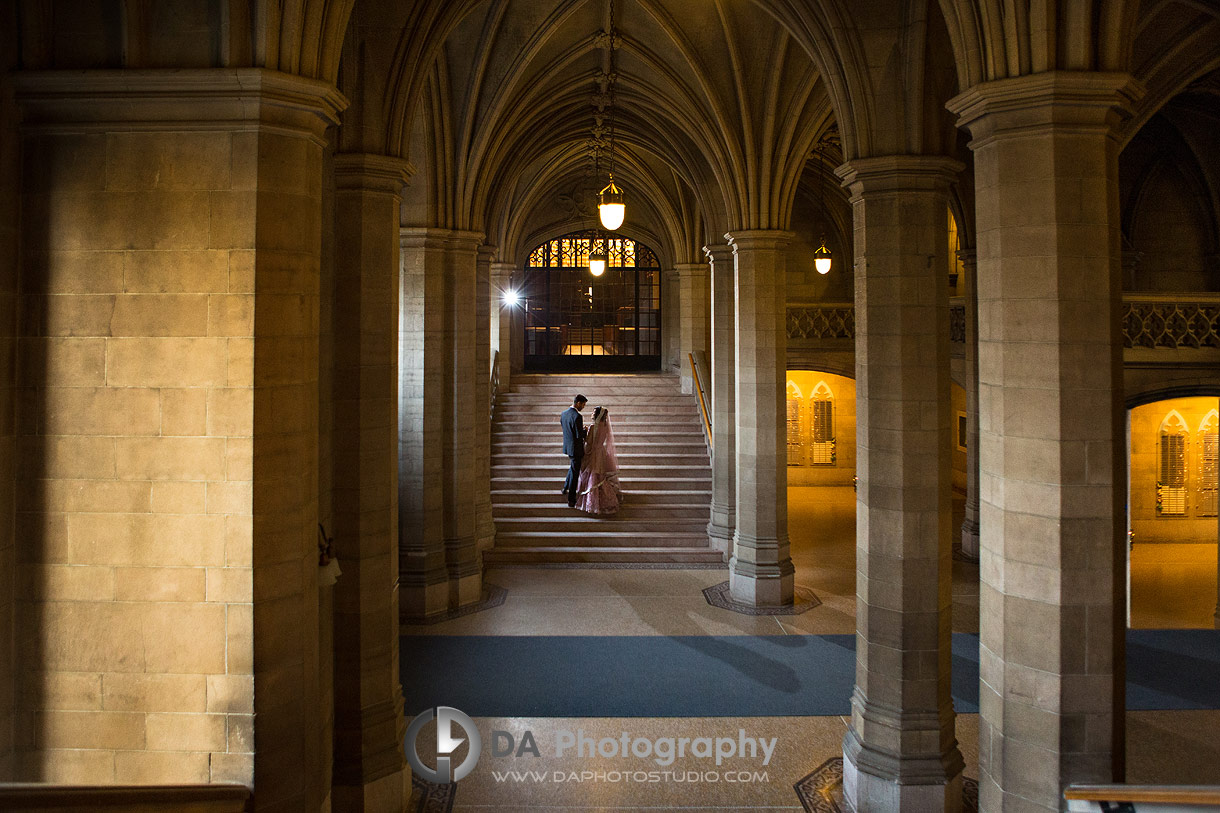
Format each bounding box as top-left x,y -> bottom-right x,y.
575,417 -> 623,515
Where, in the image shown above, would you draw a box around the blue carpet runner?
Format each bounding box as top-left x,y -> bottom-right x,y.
401,630 -> 1220,717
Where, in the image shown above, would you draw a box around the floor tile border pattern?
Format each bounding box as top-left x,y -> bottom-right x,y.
794,758 -> 979,813
703,580 -> 822,615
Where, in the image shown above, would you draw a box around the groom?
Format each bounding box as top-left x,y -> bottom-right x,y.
560,394 -> 588,507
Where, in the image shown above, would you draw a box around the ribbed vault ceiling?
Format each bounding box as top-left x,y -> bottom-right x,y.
397,0 -> 838,263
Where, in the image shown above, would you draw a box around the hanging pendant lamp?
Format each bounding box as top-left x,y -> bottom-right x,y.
588,232 -> 607,276
598,176 -> 624,231
598,0 -> 625,231
814,139 -> 833,275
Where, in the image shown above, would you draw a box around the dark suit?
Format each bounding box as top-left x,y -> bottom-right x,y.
561,406 -> 586,505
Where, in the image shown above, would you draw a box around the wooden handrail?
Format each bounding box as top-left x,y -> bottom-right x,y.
0,783 -> 251,811
689,351 -> 712,453
1065,784 -> 1220,805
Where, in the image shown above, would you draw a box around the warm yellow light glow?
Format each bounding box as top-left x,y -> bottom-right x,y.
598,177 -> 625,230
589,258 -> 606,276
599,202 -> 624,231
814,242 -> 832,275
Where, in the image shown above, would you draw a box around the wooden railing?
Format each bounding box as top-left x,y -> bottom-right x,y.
0,783 -> 251,812
689,351 -> 713,453
1065,784 -> 1220,811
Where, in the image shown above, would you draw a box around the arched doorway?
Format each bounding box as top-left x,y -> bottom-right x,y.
521,230 -> 661,372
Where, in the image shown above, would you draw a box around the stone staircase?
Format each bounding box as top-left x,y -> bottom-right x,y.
485,372 -> 723,565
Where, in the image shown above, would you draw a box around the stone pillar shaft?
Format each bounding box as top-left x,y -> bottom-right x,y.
837,155 -> 965,813
444,232 -> 484,608
950,72 -> 1140,811
705,244 -> 736,559
474,246 -> 495,553
959,249 -> 981,560
677,262 -> 710,395
490,262 -> 516,395
399,230 -> 449,620
330,153 -> 412,809
727,230 -> 794,607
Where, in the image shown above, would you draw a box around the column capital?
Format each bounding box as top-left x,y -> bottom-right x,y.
947,71 -> 1144,145
399,227 -> 452,251
399,227 -> 485,253
334,153 -> 415,194
447,230 -> 486,255
723,229 -> 794,254
15,68 -> 348,145
956,248 -> 977,271
703,243 -> 732,267
835,155 -> 964,198
674,262 -> 707,279
477,244 -> 497,266
489,261 -> 517,282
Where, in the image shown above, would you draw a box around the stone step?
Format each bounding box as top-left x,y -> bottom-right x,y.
491,465 -> 710,480
495,408 -> 699,420
491,489 -> 711,504
495,518 -> 710,535
493,442 -> 709,455
499,394 -> 691,403
494,428 -> 705,439
491,372 -> 711,565
492,476 -> 710,491
494,503 -> 710,519
482,547 -> 726,566
493,530 -> 711,548
492,453 -> 711,467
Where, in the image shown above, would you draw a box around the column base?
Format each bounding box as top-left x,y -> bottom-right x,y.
399,578 -> 449,622
843,730 -> 963,813
449,566 -> 483,609
728,554 -> 794,606
707,521 -> 733,560
959,518 -> 979,561
331,764 -> 411,813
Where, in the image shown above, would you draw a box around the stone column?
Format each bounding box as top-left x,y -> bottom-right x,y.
399,229 -> 449,620
959,249 -> 981,560
677,262 -> 710,395
330,154 -> 412,810
949,72 -> 1140,811
14,69 -> 343,808
727,230 -> 794,606
663,268 -> 681,372
444,232 -> 484,607
837,156 -> 965,813
705,244 -> 736,559
490,262 -> 516,395
474,245 -> 495,553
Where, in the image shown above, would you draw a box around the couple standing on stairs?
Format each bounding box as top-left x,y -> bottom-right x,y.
560,394 -> 623,515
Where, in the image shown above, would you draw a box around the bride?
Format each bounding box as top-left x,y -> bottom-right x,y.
575,406 -> 623,515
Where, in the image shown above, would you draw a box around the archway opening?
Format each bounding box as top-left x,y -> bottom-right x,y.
521,230 -> 662,372
1128,397 -> 1220,628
